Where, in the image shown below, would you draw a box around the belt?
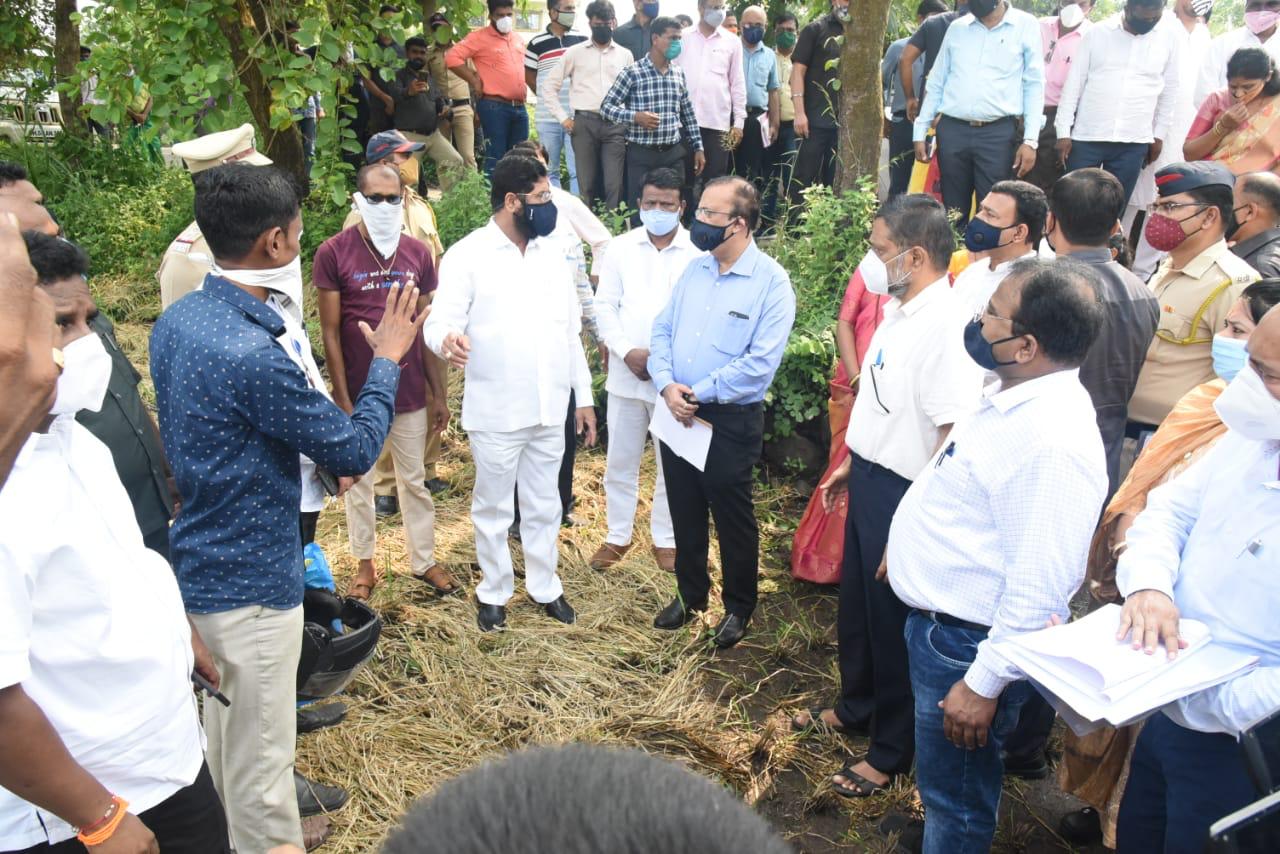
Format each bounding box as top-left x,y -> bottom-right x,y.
941,114 -> 1015,128
746,106 -> 765,116
574,109 -> 602,117
632,140 -> 682,152
916,609 -> 990,633
481,95 -> 524,107
695,401 -> 763,414
451,97 -> 470,107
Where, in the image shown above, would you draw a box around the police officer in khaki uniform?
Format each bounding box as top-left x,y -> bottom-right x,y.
156,124 -> 273,308
1129,161 -> 1259,430
343,131 -> 450,512
427,11 -> 478,171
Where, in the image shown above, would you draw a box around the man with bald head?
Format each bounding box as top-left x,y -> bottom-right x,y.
731,6 -> 779,198
1111,303 -> 1280,850
1230,171 -> 1280,278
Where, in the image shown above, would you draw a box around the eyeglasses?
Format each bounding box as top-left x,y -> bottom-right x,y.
519,191 -> 554,204
973,307 -> 1017,326
695,207 -> 736,221
362,193 -> 403,205
1146,201 -> 1208,217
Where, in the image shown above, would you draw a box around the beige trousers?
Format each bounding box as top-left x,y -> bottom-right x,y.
347,407 -> 436,573
190,604 -> 304,853
440,106 -> 477,170
374,421 -> 441,494
402,129 -> 464,190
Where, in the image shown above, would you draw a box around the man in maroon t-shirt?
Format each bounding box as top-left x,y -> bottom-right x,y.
314,163 -> 458,599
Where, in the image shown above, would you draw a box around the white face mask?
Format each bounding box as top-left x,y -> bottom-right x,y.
353,192 -> 405,259
494,14 -> 514,34
856,247 -> 911,297
1214,363 -> 1280,440
1058,3 -> 1086,28
51,333 -> 112,416
703,8 -> 727,27
212,255 -> 305,309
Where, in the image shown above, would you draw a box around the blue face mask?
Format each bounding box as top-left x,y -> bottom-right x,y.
963,216 -> 1014,253
689,216 -> 734,252
1212,333 -> 1249,382
743,25 -> 765,45
518,199 -> 559,238
639,208 -> 679,236
963,317 -> 1021,371
642,1 -> 660,17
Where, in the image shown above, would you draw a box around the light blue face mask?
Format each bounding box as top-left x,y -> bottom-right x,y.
1212,333 -> 1248,382
639,207 -> 679,236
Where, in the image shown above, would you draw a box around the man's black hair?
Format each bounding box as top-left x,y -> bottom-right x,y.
405,35 -> 429,51
511,139 -> 551,162
989,179 -> 1047,247
22,231 -> 89,285
1185,183 -> 1235,234
1242,279 -> 1280,324
641,167 -> 683,194
0,161 -> 29,189
704,175 -> 761,231
380,745 -> 792,854
1239,173 -> 1280,228
488,0 -> 515,14
586,0 -> 616,21
774,11 -> 798,26
1049,168 -> 1126,246
1127,0 -> 1166,8
875,193 -> 955,270
650,16 -> 682,42
1007,258 -> 1103,367
192,165 -> 301,262
490,154 -> 547,211
547,0 -> 562,9
917,0 -> 948,15
1227,48 -> 1280,96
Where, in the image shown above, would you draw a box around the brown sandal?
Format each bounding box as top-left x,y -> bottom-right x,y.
416,563 -> 462,597
345,567 -> 383,601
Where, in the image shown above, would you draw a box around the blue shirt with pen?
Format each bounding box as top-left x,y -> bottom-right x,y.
648,241 -> 795,405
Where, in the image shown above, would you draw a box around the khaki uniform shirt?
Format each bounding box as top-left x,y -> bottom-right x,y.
428,45 -> 472,104
1129,239 -> 1257,425
157,221 -> 214,309
777,51 -> 794,122
342,188 -> 444,263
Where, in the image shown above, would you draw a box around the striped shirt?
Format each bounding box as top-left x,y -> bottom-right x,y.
525,26 -> 586,123
600,55 -> 703,149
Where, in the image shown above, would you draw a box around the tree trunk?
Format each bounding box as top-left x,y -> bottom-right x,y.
53,0 -> 84,138
833,1 -> 893,194
218,0 -> 306,183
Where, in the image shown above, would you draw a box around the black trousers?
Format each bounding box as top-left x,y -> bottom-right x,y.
10,762 -> 230,854
733,107 -> 769,187
887,115 -> 915,199
790,125 -> 838,203
836,454 -> 915,775
659,403 -> 763,618
299,510 -> 320,547
142,525 -> 171,562
1004,691 -> 1057,763
684,127 -> 734,223
626,142 -> 687,226
934,115 -> 1019,227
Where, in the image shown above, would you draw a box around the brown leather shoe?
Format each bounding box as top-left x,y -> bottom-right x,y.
652,546 -> 676,573
415,563 -> 462,596
302,814 -> 332,851
589,542 -> 630,570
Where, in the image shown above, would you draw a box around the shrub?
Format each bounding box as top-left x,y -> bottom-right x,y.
433,168 -> 492,250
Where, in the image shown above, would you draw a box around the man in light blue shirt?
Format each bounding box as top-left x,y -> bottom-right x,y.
733,6 -> 780,196
912,0 -> 1044,226
884,0 -> 946,198
649,176 -> 795,649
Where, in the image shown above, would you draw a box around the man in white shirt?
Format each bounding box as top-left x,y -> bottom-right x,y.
424,155 -> 597,632
0,300 -> 228,851
1195,0 -> 1280,106
541,0 -> 634,212
802,194 -> 984,800
590,167 -> 701,573
1054,0 -> 1180,204
1112,305 -> 1280,852
954,179 -> 1046,314
887,258 -> 1108,854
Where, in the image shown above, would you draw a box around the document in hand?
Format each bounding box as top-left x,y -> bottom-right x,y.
649,400 -> 713,472
988,604 -> 1259,735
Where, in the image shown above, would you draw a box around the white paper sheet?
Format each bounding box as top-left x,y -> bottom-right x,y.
649,400 -> 713,472
757,112 -> 772,148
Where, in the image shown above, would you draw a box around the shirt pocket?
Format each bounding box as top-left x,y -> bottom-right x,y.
710,307 -> 755,356
984,33 -> 1023,78
750,59 -> 772,91
1154,304 -> 1196,344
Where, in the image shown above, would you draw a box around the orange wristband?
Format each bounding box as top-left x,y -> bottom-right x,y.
77,796 -> 129,846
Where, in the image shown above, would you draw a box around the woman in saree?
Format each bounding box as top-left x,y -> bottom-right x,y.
1183,48 -> 1280,174
1057,279 -> 1280,848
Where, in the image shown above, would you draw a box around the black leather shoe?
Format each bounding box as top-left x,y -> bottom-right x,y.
477,601 -> 507,632
296,701 -> 348,734
1001,750 -> 1050,780
424,477 -> 449,495
374,495 -> 398,517
543,595 -> 576,625
653,597 -> 702,630
294,772 -> 349,817
712,613 -> 750,648
1058,807 -> 1103,845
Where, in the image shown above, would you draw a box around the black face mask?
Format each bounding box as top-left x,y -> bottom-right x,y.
591,24 -> 613,44
1124,13 -> 1158,35
408,58 -> 426,70
969,0 -> 1000,17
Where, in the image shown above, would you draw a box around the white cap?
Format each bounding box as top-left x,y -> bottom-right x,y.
171,123 -> 272,173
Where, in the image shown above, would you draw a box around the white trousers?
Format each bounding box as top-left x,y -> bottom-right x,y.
604,393 -> 674,548
346,407 -> 436,573
1123,203 -> 1165,282
469,424 -> 566,605
190,605 -> 304,853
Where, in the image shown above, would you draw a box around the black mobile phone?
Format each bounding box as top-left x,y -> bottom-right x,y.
1241,705 -> 1280,795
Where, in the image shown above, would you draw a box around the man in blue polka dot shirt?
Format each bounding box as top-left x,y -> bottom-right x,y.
150,164 -> 426,851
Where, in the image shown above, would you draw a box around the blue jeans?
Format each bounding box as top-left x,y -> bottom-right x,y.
905,611 -> 1034,854
1066,139 -> 1149,205
536,119 -> 578,195
475,98 -> 529,177
1116,713 -> 1257,854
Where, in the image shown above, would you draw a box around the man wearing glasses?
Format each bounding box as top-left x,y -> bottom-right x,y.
802,193 -> 984,801
590,167 -> 701,574
315,163 -> 456,601
1128,162 -> 1258,433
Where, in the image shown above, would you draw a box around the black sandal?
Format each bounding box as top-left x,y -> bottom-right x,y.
832,764 -> 892,798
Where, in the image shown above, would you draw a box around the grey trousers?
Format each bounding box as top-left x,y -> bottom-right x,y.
571,110 -> 627,213
934,115 -> 1019,228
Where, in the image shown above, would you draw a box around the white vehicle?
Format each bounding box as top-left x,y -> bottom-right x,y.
0,86 -> 64,143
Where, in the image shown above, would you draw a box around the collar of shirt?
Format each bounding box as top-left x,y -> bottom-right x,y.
961,9 -> 1016,32
692,239 -> 763,279
628,223 -> 697,253
202,274 -> 287,338
1040,15 -> 1090,44
1175,238 -> 1231,279
1062,246 -> 1113,265
983,366 -> 1084,414
1232,226 -> 1280,258
888,275 -> 951,319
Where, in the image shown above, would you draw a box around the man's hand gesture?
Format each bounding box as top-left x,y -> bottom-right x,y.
362,284 -> 427,364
